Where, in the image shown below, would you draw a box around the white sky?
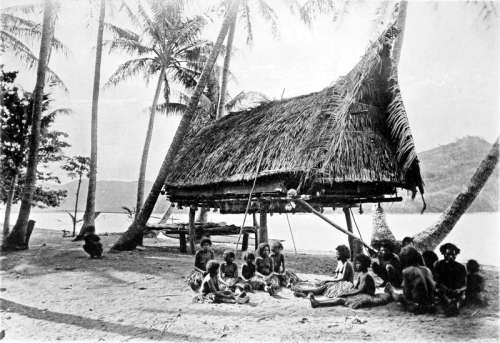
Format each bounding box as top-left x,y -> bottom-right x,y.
3,0 -> 499,182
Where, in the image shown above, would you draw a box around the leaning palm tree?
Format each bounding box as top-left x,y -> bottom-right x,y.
2,0 -> 57,250
105,0 -> 210,217
0,3 -> 68,90
112,0 -> 242,251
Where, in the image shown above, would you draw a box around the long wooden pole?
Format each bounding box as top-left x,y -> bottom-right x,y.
295,199 -> 375,253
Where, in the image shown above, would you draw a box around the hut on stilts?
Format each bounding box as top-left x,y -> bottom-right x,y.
161,25 -> 424,258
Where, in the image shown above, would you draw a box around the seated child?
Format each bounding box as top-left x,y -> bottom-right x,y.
310,254 -> 391,309
422,250 -> 439,273
187,237 -> 214,291
293,245 -> 353,298
465,259 -> 487,306
385,246 -> 436,314
219,250 -> 247,292
241,252 -> 259,291
255,242 -> 280,295
372,240 -> 402,287
270,241 -> 301,288
194,260 -> 248,304
433,243 -> 467,316
82,226 -> 103,259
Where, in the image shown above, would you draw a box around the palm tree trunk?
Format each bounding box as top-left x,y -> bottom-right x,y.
135,67 -> 165,216
413,138 -> 499,251
2,0 -> 55,250
216,12 -> 237,119
2,173 -> 18,236
81,0 -> 105,236
73,174 -> 83,237
392,0 -> 408,66
112,0 -> 242,251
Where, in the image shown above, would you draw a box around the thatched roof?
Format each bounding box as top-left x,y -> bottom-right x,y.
165,26 -> 423,206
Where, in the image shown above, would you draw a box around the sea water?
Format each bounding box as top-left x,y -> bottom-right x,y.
6,210 -> 500,267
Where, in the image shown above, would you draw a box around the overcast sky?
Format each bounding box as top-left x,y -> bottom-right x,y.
3,0 -> 499,183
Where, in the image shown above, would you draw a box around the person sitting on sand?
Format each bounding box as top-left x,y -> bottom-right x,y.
401,237 -> 415,248
433,243 -> 467,316
255,242 -> 280,295
219,250 -> 246,292
187,237 -> 214,291
385,246 -> 436,314
310,254 -> 391,309
422,250 -> 438,273
270,241 -> 301,287
293,245 -> 354,298
465,259 -> 488,307
193,260 -> 249,304
82,226 -> 103,259
372,240 -> 402,287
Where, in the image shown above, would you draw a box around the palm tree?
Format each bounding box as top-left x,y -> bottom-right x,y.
104,0 -> 210,218
112,0 -> 242,251
413,138 -> 499,251
0,3 -> 68,90
80,0 -> 106,238
2,0 -> 57,250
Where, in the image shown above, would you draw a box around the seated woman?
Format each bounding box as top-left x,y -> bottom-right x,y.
310,254 -> 391,309
219,250 -> 248,293
270,241 -> 301,287
372,240 -> 402,287
422,250 -> 439,273
433,243 -> 467,316
193,260 -> 248,304
293,245 -> 354,298
187,237 -> 214,291
255,242 -> 280,295
385,246 -> 436,314
240,252 -> 259,291
465,259 -> 488,306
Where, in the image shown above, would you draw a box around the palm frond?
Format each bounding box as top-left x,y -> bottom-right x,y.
241,3 -> 254,45
153,101 -> 187,116
104,22 -> 140,41
299,0 -> 336,26
256,0 -> 279,39
104,37 -> 152,55
104,57 -> 158,87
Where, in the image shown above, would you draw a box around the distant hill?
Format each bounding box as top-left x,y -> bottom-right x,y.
49,180 -> 171,214
48,136 -> 498,214
389,136 -> 499,213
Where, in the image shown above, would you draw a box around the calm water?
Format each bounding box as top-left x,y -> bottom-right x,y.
9,210 -> 500,267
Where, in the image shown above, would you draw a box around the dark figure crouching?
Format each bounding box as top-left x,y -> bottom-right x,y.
465,259 -> 488,307
434,243 -> 467,316
386,246 -> 436,314
83,226 -> 103,259
372,240 -> 402,287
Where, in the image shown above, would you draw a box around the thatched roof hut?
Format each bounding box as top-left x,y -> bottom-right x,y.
164,26 -> 424,214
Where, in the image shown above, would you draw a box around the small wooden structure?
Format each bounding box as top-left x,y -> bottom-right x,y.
162,26 -> 424,256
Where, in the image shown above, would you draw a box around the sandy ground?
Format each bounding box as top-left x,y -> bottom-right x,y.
0,229 -> 499,342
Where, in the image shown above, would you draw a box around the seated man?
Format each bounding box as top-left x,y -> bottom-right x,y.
433,243 -> 467,316
386,246 -> 436,314
465,259 -> 488,306
371,241 -> 402,287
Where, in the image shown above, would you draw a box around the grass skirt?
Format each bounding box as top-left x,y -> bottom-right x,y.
187,269 -> 204,292
343,293 -> 392,309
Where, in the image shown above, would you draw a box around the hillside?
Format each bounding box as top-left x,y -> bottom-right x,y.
48,136 -> 498,214
389,136 -> 499,213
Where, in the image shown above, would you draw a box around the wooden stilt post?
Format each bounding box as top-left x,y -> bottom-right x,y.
343,207 -> 363,261
189,207 -> 196,254
242,232 -> 249,251
258,210 -> 268,244
253,212 -> 259,249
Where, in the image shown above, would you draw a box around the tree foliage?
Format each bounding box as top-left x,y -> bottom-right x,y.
0,68 -> 69,208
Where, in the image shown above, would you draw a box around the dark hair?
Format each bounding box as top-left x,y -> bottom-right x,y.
466,259 -> 480,274
200,236 -> 212,247
422,250 -> 438,270
206,260 -> 219,274
354,254 -> 371,270
376,239 -> 396,253
439,243 -> 460,256
271,240 -> 283,251
336,245 -> 350,261
400,246 -> 424,268
257,243 -> 270,257
223,250 -> 235,262
85,225 -> 96,234
244,252 -> 255,262
401,237 -> 414,247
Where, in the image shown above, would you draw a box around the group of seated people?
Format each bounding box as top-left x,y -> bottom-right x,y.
188,237 -> 300,304
187,236 -> 487,315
